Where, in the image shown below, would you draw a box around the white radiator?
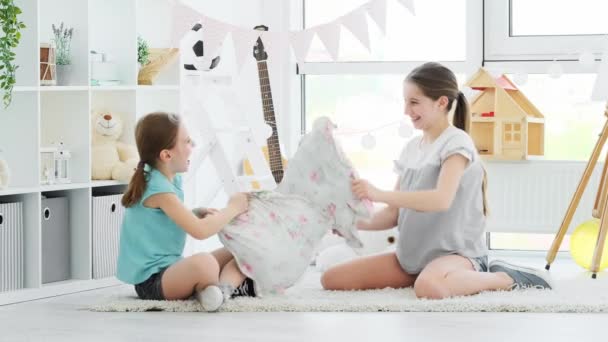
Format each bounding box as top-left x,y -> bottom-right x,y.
485,161 -> 603,233
0,202 -> 24,292
92,194 -> 124,279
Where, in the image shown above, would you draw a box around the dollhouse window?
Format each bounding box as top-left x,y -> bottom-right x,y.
504,122 -> 521,143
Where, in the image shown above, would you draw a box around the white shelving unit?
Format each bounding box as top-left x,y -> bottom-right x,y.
0,0 -> 180,305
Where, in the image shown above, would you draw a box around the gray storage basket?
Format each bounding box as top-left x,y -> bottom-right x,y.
92,194 -> 124,279
0,201 -> 24,292
41,197 -> 70,284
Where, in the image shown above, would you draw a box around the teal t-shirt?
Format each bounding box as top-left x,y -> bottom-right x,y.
116,167 -> 187,285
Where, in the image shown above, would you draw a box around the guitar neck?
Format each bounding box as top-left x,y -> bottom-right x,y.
257,60 -> 284,183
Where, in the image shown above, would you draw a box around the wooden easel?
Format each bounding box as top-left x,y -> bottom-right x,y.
545,104 -> 608,278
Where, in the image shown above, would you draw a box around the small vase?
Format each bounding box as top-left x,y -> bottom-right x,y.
56,64 -> 72,86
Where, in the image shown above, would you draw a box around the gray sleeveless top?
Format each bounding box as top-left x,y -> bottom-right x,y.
394,126 -> 488,274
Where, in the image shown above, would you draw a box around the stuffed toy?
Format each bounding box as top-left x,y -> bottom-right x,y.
0,152 -> 9,189
218,117 -> 372,296
91,111 -> 138,181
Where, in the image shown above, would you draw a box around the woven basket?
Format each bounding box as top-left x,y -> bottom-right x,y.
137,48 -> 179,85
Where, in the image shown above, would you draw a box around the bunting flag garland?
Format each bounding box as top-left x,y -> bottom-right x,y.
171,0 -> 416,65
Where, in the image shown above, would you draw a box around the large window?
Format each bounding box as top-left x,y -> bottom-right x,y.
300,0 -> 606,251
511,0 -> 608,36
304,0 -> 466,62
505,73 -> 606,161
305,75 -> 413,190
485,0 -> 607,61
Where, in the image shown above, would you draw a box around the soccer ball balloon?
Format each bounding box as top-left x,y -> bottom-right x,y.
182,23 -> 221,72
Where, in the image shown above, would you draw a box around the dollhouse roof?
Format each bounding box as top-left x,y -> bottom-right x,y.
465,68 -> 544,119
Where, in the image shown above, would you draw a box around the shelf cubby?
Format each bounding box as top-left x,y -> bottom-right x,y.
38,0 -> 90,86
89,0 -> 137,86
0,92 -> 39,189
40,90 -> 90,184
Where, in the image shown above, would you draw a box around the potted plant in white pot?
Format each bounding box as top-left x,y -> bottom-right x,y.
137,36 -> 150,72
52,22 -> 73,86
0,0 -> 26,108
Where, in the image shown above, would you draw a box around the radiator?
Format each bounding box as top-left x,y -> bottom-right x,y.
0,202 -> 24,292
485,161 -> 603,233
92,194 -> 124,279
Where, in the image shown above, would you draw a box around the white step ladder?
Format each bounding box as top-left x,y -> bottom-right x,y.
179,68 -> 276,196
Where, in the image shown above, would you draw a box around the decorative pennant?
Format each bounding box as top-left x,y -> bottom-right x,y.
260,31 -> 287,64
341,8 -> 371,52
170,2 -> 202,48
200,15 -> 231,59
396,0 -> 416,15
231,29 -> 261,72
316,23 -> 342,61
289,30 -> 315,63
366,0 -> 388,35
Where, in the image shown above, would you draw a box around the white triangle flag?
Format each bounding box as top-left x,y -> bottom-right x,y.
289,30 -> 314,63
231,29 -> 261,72
366,0 -> 387,35
171,2 -> 201,48
316,23 -> 341,61
396,0 -> 416,15
201,15 -> 231,58
260,31 -> 286,64
341,8 -> 371,52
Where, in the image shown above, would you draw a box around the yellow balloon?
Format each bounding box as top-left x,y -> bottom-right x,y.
570,219 -> 608,271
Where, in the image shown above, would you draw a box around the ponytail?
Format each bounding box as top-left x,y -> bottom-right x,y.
121,112 -> 181,207
122,161 -> 147,207
453,91 -> 470,132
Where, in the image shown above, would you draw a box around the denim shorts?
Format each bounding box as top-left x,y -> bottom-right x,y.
134,268 -> 167,300
467,255 -> 488,272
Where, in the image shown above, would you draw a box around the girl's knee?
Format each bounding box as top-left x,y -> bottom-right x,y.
413,276 -> 450,299
190,252 -> 220,275
321,268 -> 342,290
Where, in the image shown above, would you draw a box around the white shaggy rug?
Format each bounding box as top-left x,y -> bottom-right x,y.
90,267 -> 608,313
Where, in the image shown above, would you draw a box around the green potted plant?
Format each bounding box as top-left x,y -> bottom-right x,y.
137,36 -> 150,71
0,0 -> 26,108
52,22 -> 73,86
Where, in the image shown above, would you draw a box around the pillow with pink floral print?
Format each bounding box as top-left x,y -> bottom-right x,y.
277,116 -> 371,248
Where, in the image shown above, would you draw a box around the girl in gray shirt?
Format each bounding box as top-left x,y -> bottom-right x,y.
322,62 -> 552,299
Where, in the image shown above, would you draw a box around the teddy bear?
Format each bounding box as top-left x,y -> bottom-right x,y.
0,152 -> 9,189
91,111 -> 138,181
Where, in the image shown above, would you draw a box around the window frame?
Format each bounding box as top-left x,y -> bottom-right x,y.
484,0 -> 607,63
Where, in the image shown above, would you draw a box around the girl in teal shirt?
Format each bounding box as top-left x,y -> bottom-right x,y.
117,112 -> 248,311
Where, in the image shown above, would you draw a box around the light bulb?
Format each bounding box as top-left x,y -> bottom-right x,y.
513,71 -> 528,85
361,133 -> 376,149
253,123 -> 273,146
579,51 -> 595,68
548,61 -> 563,79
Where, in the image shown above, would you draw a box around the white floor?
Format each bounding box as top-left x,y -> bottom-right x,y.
1,253 -> 607,342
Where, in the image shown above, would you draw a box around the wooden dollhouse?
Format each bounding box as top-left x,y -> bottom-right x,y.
465,68 -> 545,160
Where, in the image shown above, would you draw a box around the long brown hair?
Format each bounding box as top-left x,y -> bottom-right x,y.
405,62 -> 488,215
122,112 -> 181,208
